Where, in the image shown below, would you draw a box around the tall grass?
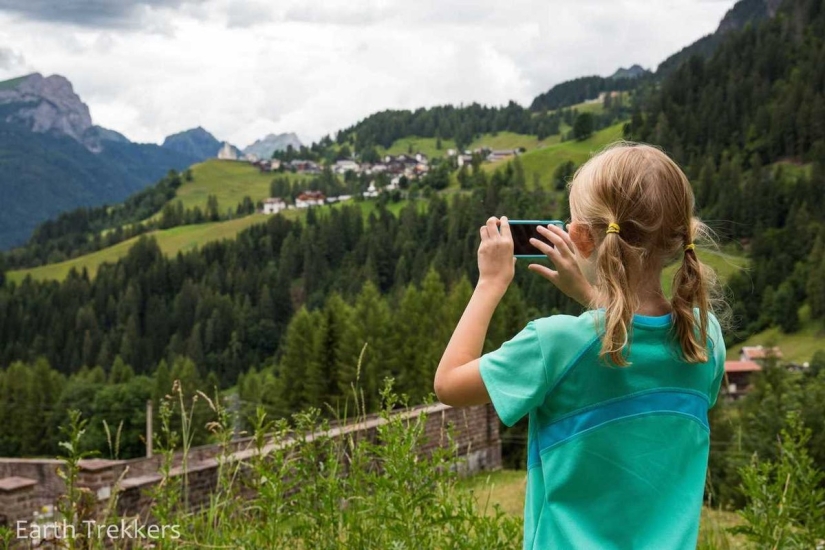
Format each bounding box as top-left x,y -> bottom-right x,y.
45,356 -> 521,549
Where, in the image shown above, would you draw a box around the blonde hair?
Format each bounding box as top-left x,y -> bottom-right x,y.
568,141 -> 720,366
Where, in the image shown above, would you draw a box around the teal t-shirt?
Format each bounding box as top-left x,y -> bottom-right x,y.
479,309 -> 726,550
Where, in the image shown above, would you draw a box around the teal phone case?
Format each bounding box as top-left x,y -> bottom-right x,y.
506,220 -> 566,258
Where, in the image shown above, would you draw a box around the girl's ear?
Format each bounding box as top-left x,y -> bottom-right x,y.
570,223 -> 596,259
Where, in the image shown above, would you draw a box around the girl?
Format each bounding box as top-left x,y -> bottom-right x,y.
434,142 -> 726,549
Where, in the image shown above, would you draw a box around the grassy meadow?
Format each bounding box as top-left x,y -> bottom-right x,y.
167,159 -> 311,215
381,130 -> 556,159
725,305 -> 825,363
6,214 -> 273,283
486,122 -> 628,188
7,199 -> 419,283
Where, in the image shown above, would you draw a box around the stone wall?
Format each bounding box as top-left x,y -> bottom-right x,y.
0,402 -> 500,528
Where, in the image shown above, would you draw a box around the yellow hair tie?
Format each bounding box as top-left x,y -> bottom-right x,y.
685,243 -> 696,252
606,222 -> 620,235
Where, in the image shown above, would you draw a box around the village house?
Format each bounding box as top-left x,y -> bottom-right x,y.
486,149 -> 519,162
740,345 -> 783,365
446,148 -> 457,157
723,360 -> 762,399
457,154 -> 473,168
262,197 -> 287,214
363,182 -> 379,198
295,191 -> 325,208
325,194 -> 353,204
252,159 -> 281,172
333,159 -> 360,174
366,164 -> 388,175
289,160 -> 321,174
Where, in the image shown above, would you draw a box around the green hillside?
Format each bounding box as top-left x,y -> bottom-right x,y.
486,122 -> 627,188
8,198 -> 418,284
662,248 -> 749,297
726,306 -> 825,364
5,124 -> 629,284
380,136 -> 457,158
380,131 -> 552,159
6,214 -> 274,283
468,132 -> 555,152
162,159 -> 310,215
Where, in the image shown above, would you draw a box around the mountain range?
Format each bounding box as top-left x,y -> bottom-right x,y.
0,0 -> 780,251
0,74 -> 301,249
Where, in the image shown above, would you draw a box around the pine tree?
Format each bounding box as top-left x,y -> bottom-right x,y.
806,235 -> 825,320
109,355 -> 135,384
346,281 -> 391,412
277,307 -> 320,417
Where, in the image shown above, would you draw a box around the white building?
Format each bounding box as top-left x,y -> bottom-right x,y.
487,149 -> 519,162
457,154 -> 473,167
333,159 -> 360,174
263,198 -> 287,214
217,142 -> 238,160
296,191 -> 326,208
362,182 -> 379,198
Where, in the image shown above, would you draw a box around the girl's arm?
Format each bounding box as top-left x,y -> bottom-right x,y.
433,216 -> 514,407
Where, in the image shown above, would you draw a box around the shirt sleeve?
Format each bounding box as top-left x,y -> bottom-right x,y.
708,314 -> 727,408
479,321 -> 549,427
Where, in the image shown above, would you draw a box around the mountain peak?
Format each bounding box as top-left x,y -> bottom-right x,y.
161,127 -> 222,162
242,132 -> 302,159
609,64 -> 649,80
0,72 -> 98,151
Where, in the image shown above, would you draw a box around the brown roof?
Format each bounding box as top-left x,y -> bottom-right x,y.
297,191 -> 325,200
725,360 -> 762,373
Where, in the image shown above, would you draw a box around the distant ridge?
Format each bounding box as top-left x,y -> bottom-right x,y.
0,73 -> 199,249
162,127 -> 222,162
656,0 -> 783,75
242,132 -> 302,159
609,64 -> 649,80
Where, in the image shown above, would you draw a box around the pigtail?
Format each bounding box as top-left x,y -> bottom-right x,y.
670,217 -> 715,363
597,224 -> 642,367
570,142 -> 728,367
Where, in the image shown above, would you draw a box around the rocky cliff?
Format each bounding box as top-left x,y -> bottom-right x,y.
242,132 -> 302,159
0,73 -> 102,151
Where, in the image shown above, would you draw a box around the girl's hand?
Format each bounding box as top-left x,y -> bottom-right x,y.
477,216 -> 515,293
527,224 -> 595,307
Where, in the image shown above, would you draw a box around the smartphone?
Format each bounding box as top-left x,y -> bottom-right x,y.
506,220 -> 566,258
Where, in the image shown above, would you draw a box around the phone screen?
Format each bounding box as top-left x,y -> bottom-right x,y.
508,221 -> 564,257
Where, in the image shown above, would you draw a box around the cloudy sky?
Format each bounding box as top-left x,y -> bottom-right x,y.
0,0 -> 735,148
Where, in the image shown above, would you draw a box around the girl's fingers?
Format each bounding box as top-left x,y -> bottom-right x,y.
499,216 -> 512,239
538,225 -> 573,257
529,237 -> 558,259
553,224 -> 578,254
480,225 -> 489,241
528,263 -> 559,282
486,216 -> 499,238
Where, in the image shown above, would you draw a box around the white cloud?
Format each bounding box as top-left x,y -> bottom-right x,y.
0,0 -> 734,148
